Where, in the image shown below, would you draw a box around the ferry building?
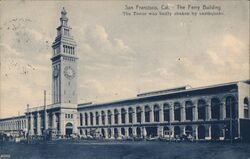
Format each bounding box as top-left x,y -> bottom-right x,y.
0,8 -> 250,142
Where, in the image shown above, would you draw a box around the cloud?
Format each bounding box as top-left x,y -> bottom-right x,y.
138,34 -> 249,89
78,25 -> 136,69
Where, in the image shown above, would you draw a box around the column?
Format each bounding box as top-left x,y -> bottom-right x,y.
111,128 -> 114,139
105,111 -> 109,126
45,111 -> 49,130
141,106 -> 145,123
125,127 -> 129,138
150,105 -> 154,123
193,125 -> 198,140
170,126 -> 174,138
181,103 -> 185,122
133,107 -> 136,124
132,127 -> 136,137
193,100 -> 198,121
221,101 -> 226,119
170,104 -> 174,122
82,113 -> 85,127
159,104 -> 163,123
205,125 -> 211,140
125,108 -> 129,124
181,126 -> 185,136
117,109 -> 121,125
60,112 -> 65,136
158,126 -> 164,137
117,127 -> 121,137
52,113 -> 57,129
87,112 -> 90,126
37,113 -> 41,135
206,102 -> 211,120
30,114 -> 34,135
111,111 -> 114,125
93,112 -> 96,126
104,128 -> 108,139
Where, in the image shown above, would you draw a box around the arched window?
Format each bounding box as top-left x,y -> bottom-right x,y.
121,128 -> 125,136
79,113 -> 83,126
136,107 -> 142,123
211,98 -> 220,120
114,109 -> 119,124
198,99 -> 206,120
108,110 -> 112,125
174,102 -> 181,121
185,101 -> 193,121
163,103 -> 170,122
95,112 -> 99,125
128,107 -> 134,123
225,96 -> 237,119
121,108 -> 126,124
90,112 -> 94,125
244,97 -> 249,118
144,105 -> 151,122
128,127 -> 133,137
85,113 -> 88,126
154,104 -> 160,122
101,111 -> 105,125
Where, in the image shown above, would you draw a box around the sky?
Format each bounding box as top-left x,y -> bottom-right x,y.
0,1 -> 249,118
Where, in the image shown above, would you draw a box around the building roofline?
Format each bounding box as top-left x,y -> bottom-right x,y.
0,115 -> 26,121
77,79 -> 249,109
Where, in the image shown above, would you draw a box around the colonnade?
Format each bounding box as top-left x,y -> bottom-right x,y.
79,96 -> 238,128
0,117 -> 26,132
79,95 -> 239,140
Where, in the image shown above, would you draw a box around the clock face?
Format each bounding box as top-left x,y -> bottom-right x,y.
64,66 -> 75,79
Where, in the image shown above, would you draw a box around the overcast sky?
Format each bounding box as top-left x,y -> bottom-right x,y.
0,1 -> 249,118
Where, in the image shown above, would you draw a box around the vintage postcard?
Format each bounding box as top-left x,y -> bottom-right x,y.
0,0 -> 249,159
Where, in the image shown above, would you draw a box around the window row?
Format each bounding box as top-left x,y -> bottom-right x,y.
63,45 -> 75,55
79,96 -> 246,126
65,114 -> 73,119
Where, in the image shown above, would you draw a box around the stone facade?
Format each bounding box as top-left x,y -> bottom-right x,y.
77,82 -> 250,140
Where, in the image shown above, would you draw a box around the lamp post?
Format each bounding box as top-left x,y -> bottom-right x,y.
44,90 -> 47,141
131,110 -> 135,142
229,98 -> 233,144
169,106 -> 172,142
26,104 -> 30,143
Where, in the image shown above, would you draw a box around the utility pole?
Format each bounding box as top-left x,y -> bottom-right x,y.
44,90 -> 47,141
169,106 -> 172,142
27,104 -> 30,143
229,98 -> 233,144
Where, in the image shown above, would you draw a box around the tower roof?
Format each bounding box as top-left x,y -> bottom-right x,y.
61,7 -> 67,18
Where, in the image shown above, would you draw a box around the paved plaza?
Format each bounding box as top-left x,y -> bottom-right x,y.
1,141 -> 250,159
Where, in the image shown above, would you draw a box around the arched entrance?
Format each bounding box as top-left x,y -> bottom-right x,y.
136,127 -> 141,137
198,125 -> 205,139
65,122 -> 73,137
174,126 -> 181,138
114,128 -> 118,139
128,127 -> 133,137
211,125 -> 220,140
163,126 -> 171,137
185,126 -> 193,136
145,126 -> 158,138
121,128 -> 125,136
101,128 -> 105,138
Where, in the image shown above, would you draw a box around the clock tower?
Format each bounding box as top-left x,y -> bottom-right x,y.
51,7 -> 78,105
